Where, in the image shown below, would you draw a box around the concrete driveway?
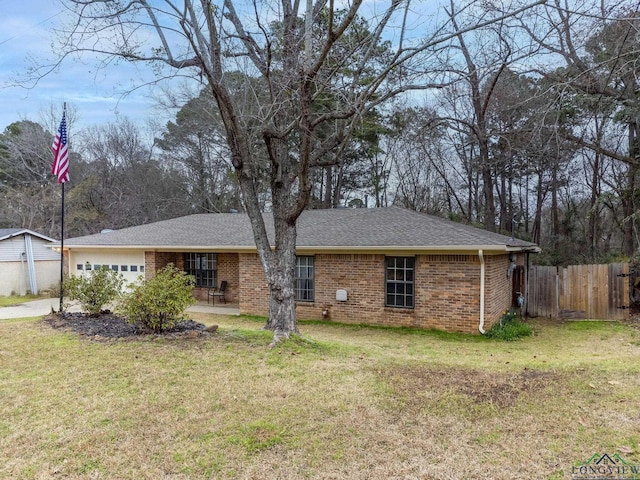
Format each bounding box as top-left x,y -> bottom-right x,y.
0,298 -> 239,320
0,298 -> 82,319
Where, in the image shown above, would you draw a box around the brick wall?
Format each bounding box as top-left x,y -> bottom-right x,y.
239,253 -> 269,313
212,253 -> 239,303
484,254 -> 512,329
238,251 -> 515,334
144,251 -> 181,279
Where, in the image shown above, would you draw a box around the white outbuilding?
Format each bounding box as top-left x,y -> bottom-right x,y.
0,229 -> 61,296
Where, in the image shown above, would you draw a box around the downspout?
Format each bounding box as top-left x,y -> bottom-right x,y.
24,235 -> 38,295
478,249 -> 486,334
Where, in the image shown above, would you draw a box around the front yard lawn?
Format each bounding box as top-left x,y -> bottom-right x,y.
0,295 -> 39,307
1,314 -> 638,479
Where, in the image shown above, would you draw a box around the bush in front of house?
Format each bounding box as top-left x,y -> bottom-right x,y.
485,310 -> 533,341
64,265 -> 124,316
119,264 -> 196,333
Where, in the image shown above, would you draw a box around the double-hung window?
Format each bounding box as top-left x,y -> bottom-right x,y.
184,253 -> 217,288
385,257 -> 415,308
295,256 -> 314,302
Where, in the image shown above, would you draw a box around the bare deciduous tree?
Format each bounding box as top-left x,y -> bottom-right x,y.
41,0 -> 544,343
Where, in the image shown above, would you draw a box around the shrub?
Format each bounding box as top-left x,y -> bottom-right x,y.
64,266 -> 124,315
119,264 -> 196,333
485,310 -> 533,341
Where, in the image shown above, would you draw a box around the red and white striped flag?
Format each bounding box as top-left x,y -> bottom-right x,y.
51,112 -> 70,183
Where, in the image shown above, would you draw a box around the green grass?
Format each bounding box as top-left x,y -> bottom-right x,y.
0,295 -> 39,307
0,314 -> 639,479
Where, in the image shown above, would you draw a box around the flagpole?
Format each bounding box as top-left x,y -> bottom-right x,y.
59,182 -> 65,312
51,102 -> 69,313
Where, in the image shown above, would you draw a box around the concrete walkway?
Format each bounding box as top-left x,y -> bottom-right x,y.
188,302 -> 240,316
0,298 -> 240,320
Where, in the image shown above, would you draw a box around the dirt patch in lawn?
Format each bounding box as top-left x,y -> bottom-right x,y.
43,311 -> 215,341
382,365 -> 562,409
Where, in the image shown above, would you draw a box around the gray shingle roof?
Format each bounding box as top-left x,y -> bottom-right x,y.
62,206 -> 539,252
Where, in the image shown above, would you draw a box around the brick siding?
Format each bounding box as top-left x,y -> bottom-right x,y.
212,253 -> 239,303
144,251 -> 181,279
238,252 -> 517,334
239,253 -> 270,313
484,254 -> 513,329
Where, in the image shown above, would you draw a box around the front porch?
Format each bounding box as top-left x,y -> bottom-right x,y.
144,251 -> 241,305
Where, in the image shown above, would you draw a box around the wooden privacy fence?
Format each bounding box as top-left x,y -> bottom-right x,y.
526,263 -> 629,320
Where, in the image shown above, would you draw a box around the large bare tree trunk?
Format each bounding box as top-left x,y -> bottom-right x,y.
264,219 -> 298,343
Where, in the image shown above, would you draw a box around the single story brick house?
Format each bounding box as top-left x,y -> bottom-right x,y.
59,207 -> 539,333
0,229 -> 61,296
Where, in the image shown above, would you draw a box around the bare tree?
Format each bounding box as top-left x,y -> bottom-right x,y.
69,118 -> 187,235
0,121 -> 62,235
41,0 -> 545,343
517,0 -> 640,256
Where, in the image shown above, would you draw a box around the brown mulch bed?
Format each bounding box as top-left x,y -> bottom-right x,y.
43,311 -> 216,341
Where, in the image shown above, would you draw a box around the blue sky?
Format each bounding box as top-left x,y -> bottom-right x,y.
0,0 -> 185,134
0,0 -> 442,136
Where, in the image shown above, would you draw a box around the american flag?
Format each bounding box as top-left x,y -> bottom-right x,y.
51,112 -> 70,184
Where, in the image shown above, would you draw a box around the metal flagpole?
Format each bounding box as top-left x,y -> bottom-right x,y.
59,181 -> 65,313
58,102 -> 67,313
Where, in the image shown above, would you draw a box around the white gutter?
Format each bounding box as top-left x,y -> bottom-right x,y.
478,249 -> 486,334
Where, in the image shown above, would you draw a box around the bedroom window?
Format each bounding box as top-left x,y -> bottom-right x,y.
184,253 -> 217,288
385,257 -> 415,308
295,256 -> 314,302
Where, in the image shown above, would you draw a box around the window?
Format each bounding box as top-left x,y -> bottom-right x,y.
295,256 -> 314,302
385,257 -> 415,308
85,263 -> 92,271
140,265 -> 144,273
76,264 -> 83,271
94,264 -> 101,271
121,265 -> 128,272
130,265 -> 138,272
184,253 -> 217,288
111,265 -> 118,272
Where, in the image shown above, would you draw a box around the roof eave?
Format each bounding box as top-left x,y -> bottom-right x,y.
59,243 -> 540,255
297,244 -> 540,254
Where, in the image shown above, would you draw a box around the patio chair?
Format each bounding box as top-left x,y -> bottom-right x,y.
208,281 -> 228,305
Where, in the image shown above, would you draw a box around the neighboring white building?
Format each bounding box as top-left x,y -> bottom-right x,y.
0,229 -> 61,296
